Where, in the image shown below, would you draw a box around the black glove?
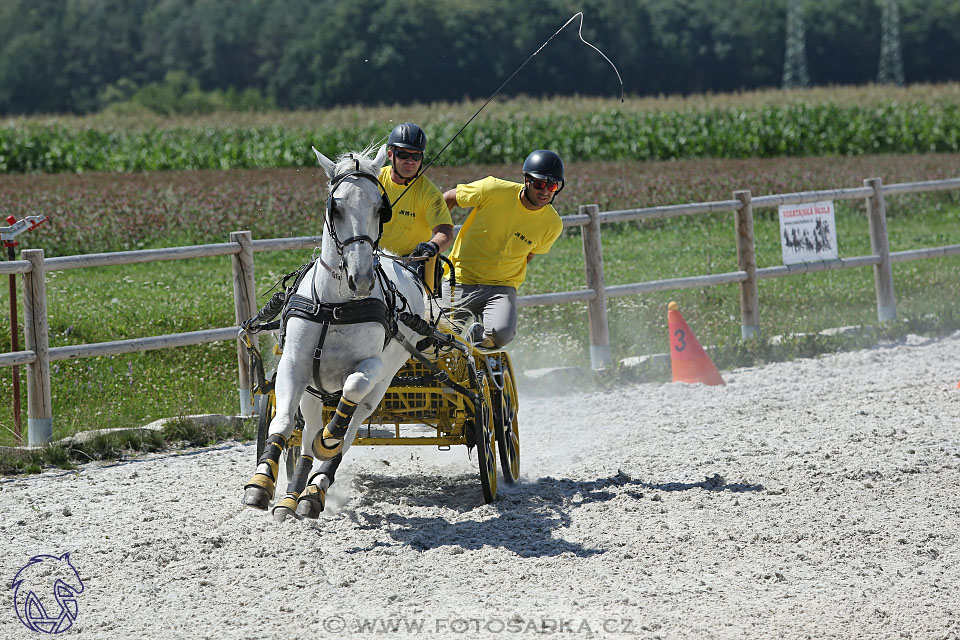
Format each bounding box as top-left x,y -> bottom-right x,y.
411,241 -> 439,258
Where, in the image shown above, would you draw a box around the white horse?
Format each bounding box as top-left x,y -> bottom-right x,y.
242,144 -> 427,521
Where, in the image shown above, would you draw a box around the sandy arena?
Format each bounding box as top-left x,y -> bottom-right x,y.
2,332 -> 959,639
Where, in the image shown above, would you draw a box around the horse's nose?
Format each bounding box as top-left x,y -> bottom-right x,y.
346,273 -> 373,296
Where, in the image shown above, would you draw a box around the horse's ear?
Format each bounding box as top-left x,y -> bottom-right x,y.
373,144 -> 388,170
312,146 -> 336,178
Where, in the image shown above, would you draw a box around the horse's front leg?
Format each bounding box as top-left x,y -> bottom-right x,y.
242,320 -> 319,510
310,355 -> 384,461
296,375 -> 390,519
272,391 -> 325,522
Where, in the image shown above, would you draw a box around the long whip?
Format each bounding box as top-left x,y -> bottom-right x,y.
391,11 -> 624,209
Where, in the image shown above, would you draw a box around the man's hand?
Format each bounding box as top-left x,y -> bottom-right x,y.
411,241 -> 439,258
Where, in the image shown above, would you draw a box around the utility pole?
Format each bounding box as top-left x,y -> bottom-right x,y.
782,0 -> 810,89
878,0 -> 905,86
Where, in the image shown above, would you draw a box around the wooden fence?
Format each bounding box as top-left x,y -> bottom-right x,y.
2,176 -> 959,445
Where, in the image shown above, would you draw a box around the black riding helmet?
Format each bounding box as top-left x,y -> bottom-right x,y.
387,123 -> 426,186
522,149 -> 564,200
388,122 -> 427,152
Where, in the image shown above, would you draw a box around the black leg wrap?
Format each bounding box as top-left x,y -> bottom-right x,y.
296,470 -> 329,519
271,454 -> 315,519
324,397 -> 357,439
317,453 -> 343,487
243,433 -> 287,509
285,454 -> 314,496
314,398 -> 358,459
256,433 -> 287,480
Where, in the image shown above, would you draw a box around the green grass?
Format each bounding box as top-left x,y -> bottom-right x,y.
1,156 -> 958,456
510,194 -> 960,370
1,253 -> 302,447
0,417 -> 256,475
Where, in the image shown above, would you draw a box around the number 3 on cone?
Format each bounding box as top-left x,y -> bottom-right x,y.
673,329 -> 686,352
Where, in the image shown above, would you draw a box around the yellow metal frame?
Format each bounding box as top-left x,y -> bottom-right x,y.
253,327 -> 518,450
326,337 -> 515,447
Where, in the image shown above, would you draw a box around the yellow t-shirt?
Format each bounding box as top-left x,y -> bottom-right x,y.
377,166 -> 452,255
449,176 -> 563,289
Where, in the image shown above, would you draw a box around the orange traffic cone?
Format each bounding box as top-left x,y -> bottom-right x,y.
668,301 -> 725,386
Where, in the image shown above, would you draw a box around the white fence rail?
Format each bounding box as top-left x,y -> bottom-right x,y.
3,177 -> 959,445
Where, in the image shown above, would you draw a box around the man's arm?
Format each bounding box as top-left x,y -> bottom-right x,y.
443,188 -> 459,211
429,224 -> 454,252
526,253 -> 536,264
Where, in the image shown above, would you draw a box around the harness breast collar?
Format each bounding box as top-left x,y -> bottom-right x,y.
282,263 -> 400,400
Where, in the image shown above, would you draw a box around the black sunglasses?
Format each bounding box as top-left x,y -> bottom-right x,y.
394,150 -> 423,161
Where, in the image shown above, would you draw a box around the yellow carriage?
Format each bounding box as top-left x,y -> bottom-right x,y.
245,325 -> 520,504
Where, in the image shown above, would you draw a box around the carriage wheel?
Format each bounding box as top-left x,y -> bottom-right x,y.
493,367 -> 520,484
472,374 -> 498,503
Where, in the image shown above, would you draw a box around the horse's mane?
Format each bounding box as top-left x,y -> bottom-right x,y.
332,143 -> 383,178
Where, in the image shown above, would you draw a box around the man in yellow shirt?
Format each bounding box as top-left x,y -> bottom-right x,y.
378,123 -> 453,279
442,149 -> 565,348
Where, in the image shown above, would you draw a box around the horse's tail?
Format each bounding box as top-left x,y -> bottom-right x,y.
435,288 -> 487,340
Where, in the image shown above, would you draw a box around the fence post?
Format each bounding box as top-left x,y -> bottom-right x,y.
734,190 -> 760,339
230,231 -> 258,417
864,177 -> 897,322
22,249 -> 52,445
580,204 -> 611,370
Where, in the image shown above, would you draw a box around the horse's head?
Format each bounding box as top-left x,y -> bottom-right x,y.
312,144 -> 390,298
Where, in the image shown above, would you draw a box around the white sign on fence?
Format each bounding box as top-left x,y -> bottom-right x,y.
779,200 -> 838,264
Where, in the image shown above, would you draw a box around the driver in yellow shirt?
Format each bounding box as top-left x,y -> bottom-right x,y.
378,123 -> 453,285
442,149 -> 565,348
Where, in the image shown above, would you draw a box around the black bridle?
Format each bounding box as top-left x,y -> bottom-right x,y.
324,167 -> 393,278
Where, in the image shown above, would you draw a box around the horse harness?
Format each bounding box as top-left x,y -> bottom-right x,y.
281,262 -> 401,400
241,165 -> 476,403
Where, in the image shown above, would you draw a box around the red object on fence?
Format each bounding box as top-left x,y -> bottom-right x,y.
2,214 -> 47,443
668,301 -> 725,386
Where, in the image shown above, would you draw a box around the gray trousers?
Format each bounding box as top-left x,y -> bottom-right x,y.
441,282 -> 518,347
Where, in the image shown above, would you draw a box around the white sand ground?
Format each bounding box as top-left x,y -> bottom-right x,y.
2,332 -> 959,639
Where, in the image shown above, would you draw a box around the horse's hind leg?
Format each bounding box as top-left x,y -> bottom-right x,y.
296,453 -> 342,519
270,451 -> 315,522
294,388 -> 349,519
271,392 -> 323,522
297,378 -> 388,519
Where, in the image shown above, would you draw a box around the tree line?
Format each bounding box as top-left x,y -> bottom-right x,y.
1,0 -> 958,116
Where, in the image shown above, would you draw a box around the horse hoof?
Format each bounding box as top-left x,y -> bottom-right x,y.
242,486 -> 272,510
296,486 -> 326,519
313,436 -> 344,461
271,496 -> 302,522
271,504 -> 303,524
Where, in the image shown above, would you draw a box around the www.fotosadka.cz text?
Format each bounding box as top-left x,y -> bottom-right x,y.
320,615 -> 638,634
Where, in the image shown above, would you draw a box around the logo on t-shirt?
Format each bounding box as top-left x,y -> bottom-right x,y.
513,231 -> 533,246
397,208 -> 416,218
